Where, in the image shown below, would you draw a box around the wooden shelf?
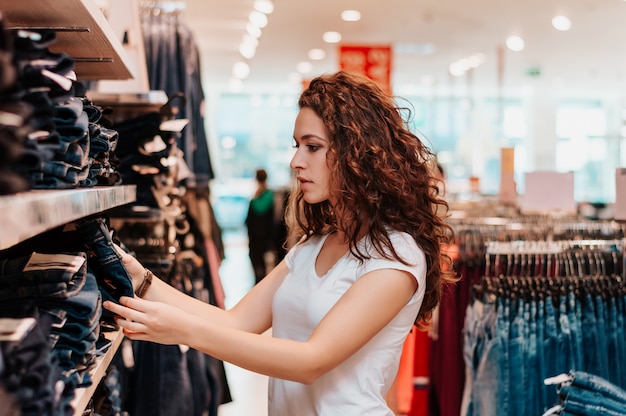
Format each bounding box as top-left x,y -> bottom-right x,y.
0,185 -> 136,250
1,0 -> 135,80
71,328 -> 125,416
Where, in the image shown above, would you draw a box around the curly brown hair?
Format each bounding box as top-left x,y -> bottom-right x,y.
287,71 -> 457,329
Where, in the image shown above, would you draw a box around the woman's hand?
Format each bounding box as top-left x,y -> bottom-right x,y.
113,244 -> 145,287
103,296 -> 193,345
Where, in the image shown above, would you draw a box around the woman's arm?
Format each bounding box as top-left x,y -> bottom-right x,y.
104,263 -> 418,384
114,244 -> 287,334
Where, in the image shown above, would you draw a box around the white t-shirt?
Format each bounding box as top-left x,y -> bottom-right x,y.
269,230 -> 426,416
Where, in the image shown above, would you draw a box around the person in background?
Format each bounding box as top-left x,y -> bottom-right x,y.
104,71 -> 457,416
245,168 -> 275,284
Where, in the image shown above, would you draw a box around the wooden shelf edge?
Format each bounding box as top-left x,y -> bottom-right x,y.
2,0 -> 136,80
0,185 -> 137,250
71,328 -> 125,416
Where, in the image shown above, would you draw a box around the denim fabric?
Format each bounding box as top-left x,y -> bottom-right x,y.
559,384 -> 626,414
495,297 -> 510,415
536,297 -> 548,411
567,290 -> 583,371
527,299 -> 539,415
508,299 -> 526,416
557,294 -> 574,374
0,253 -> 87,301
129,341 -> 194,416
1,310 -> 59,416
0,254 -> 78,286
607,297 -> 621,386
74,217 -> 135,303
544,296 -> 560,411
594,294 -> 610,379
461,299 -> 479,416
53,97 -> 83,125
469,299 -> 498,416
55,111 -> 88,143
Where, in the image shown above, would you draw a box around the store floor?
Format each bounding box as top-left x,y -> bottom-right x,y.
217,228 -> 269,416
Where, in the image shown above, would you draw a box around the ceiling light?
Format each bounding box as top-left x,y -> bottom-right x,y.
253,0 -> 274,14
296,61 -> 313,74
239,43 -> 256,59
249,10 -> 268,28
449,62 -> 466,77
341,10 -> 361,22
246,22 -> 262,38
232,61 -> 250,79
506,35 -> 525,52
323,31 -> 342,43
552,15 -> 571,31
308,48 -> 326,60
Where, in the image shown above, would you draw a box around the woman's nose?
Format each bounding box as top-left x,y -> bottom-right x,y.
289,149 -> 303,170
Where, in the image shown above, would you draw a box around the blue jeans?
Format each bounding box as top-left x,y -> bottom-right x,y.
558,371 -> 626,415
509,299 -> 525,416
470,299 -> 499,416
594,294 -> 610,379
74,217 -> 135,304
496,297 -> 510,415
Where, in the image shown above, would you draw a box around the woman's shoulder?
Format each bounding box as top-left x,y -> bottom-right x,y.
372,229 -> 424,263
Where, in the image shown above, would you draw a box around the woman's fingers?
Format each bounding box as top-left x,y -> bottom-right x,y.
103,297 -> 146,322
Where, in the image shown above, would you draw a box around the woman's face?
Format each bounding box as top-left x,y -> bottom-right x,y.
290,107 -> 332,204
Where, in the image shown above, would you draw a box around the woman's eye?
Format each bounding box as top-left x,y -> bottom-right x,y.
307,145 -> 320,151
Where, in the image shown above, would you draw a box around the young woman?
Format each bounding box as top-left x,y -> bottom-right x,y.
104,71 -> 456,415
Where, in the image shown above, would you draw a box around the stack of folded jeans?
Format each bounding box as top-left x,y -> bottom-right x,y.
11,28 -> 76,189
0,251 -> 101,416
544,370 -> 626,415
1,27 -> 123,191
0,16 -> 35,195
0,306 -> 63,416
83,100 -> 122,187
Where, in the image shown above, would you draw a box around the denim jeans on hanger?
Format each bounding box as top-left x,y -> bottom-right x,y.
536,296 -> 549,412
594,294 -> 610,379
557,293 -> 575,374
509,298 -> 526,416
467,298 -> 499,416
607,296 -> 621,385
544,295 -> 559,401
566,288 -> 584,370
495,297 -> 510,415
526,298 -> 540,415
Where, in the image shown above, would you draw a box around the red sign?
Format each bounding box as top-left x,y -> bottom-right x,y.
339,45 -> 392,94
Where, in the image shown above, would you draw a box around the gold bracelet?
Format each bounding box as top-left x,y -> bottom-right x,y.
135,269 -> 154,298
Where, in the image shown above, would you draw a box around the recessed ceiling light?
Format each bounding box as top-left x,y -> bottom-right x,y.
254,0 -> 274,14
249,10 -> 268,28
552,15 -> 571,31
506,35 -> 525,52
341,10 -> 361,22
239,43 -> 256,59
323,31 -> 342,43
308,49 -> 326,60
246,22 -> 262,38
